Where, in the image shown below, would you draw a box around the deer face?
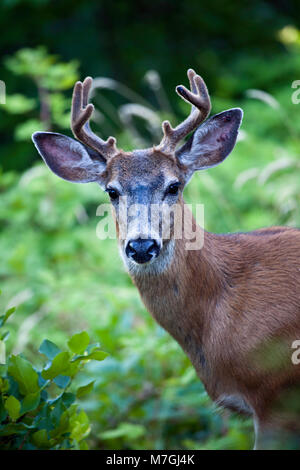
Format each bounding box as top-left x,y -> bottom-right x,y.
32,69 -> 242,272
104,149 -> 185,267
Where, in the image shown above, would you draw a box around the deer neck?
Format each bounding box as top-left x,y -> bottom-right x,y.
127,200 -> 225,378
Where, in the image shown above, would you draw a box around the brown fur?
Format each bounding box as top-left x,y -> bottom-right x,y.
32,71 -> 300,448
115,195 -> 300,447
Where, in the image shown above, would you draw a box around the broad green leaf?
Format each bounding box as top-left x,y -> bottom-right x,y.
42,351 -> 71,380
66,403 -> 78,419
15,119 -> 46,141
50,398 -> 65,428
49,392 -> 75,408
64,360 -> 80,379
39,339 -> 61,360
72,349 -> 108,363
61,392 -> 76,408
50,409 -> 69,439
5,396 -> 21,421
87,350 -> 108,361
35,404 -> 54,432
8,355 -> 39,395
68,332 -> 90,355
99,422 -> 145,441
32,429 -> 52,448
76,380 -> 95,398
4,94 -> 36,114
54,375 -> 70,389
21,391 -> 40,414
69,409 -> 90,441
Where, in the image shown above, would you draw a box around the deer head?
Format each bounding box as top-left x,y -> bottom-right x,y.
32,69 -> 242,272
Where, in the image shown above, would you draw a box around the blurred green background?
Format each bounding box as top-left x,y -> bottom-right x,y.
1,0 -> 300,450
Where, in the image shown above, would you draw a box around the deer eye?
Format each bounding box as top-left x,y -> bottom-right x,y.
106,188 -> 119,200
166,182 -> 180,195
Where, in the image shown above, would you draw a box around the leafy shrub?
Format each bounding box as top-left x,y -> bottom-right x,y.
0,47 -> 79,172
4,47 -> 79,140
0,296 -> 108,450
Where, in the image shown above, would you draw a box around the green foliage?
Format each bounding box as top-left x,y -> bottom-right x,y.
3,47 -> 79,141
0,46 -> 78,173
0,1 -> 300,450
2,59 -> 300,448
0,302 -> 107,449
1,1 -> 300,172
5,47 -> 78,91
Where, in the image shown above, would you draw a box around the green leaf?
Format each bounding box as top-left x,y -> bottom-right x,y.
50,399 -> 65,429
8,355 -> 39,395
72,349 -> 108,363
79,440 -> 89,450
4,307 -> 15,323
50,408 -> 69,439
32,429 -> 51,448
69,409 -> 90,441
65,360 -> 80,379
76,380 -> 95,398
68,332 -> 90,355
42,351 -> 71,380
21,391 -> 40,414
3,94 -> 36,114
0,307 -> 15,328
0,330 -> 10,342
99,422 -> 145,441
87,350 -> 108,361
14,119 -> 46,141
54,375 -> 70,389
36,405 -> 54,433
5,396 -> 21,421
61,392 -> 75,408
39,339 -> 61,360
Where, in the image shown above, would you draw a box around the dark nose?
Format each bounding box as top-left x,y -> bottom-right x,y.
125,238 -> 160,264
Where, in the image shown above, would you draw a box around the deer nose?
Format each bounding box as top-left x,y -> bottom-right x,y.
125,238 -> 160,264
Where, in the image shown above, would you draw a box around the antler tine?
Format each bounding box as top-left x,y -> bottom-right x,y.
158,69 -> 211,153
71,77 -> 118,159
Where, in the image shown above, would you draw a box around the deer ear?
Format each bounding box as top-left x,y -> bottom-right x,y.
32,132 -> 107,184
176,108 -> 243,174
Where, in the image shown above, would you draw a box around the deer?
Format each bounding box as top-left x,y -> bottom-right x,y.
32,69 -> 300,450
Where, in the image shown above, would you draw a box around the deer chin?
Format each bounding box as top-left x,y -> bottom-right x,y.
119,238 -> 175,277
